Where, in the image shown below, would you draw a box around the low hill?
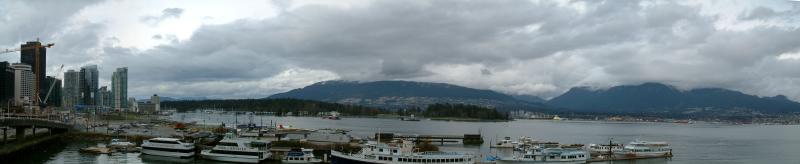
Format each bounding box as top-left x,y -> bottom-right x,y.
161,98 -> 386,116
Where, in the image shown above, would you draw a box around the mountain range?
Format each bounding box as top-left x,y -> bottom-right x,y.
547,83 -> 800,113
267,80 -> 800,114
267,80 -> 548,111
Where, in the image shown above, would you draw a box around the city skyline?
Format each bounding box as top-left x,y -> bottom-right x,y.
1,0 -> 800,100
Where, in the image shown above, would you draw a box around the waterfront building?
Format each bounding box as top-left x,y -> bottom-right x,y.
79,65 -> 99,107
63,69 -> 80,109
12,63 -> 34,106
44,76 -> 62,107
151,94 -> 160,111
98,86 -> 111,109
20,41 -> 47,102
138,102 -> 156,114
128,97 -> 137,112
111,67 -> 127,111
0,62 -> 14,106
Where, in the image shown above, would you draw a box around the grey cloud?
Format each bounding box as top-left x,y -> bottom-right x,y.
481,69 -> 492,76
162,8 -> 184,18
6,0 -> 800,100
140,8 -> 184,26
110,0 -> 800,100
739,7 -> 777,20
0,0 -> 101,46
738,5 -> 800,22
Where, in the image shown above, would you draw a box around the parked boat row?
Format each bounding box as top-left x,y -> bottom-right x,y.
331,140 -> 475,164
138,136 -> 325,163
491,136 -> 672,163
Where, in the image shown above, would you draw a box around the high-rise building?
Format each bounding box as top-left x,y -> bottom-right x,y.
44,76 -> 62,107
20,41 -> 47,103
151,94 -> 160,112
79,65 -> 99,106
98,86 -> 112,109
12,63 -> 34,106
97,86 -> 111,108
63,69 -> 80,109
112,67 -> 128,111
128,97 -> 137,112
0,62 -> 14,106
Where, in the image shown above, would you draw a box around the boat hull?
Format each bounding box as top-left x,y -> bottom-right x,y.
331,151 -> 473,164
330,153 -> 387,164
496,159 -> 586,164
282,159 -> 324,163
201,151 -> 267,163
617,151 -> 672,158
141,148 -> 195,158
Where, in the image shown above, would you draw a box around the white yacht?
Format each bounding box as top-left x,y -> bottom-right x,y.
109,138 -> 135,148
616,140 -> 672,158
201,139 -> 272,163
587,143 -> 623,155
491,136 -> 516,148
283,148 -> 323,163
141,138 -> 196,158
497,147 -> 588,164
331,140 -> 474,164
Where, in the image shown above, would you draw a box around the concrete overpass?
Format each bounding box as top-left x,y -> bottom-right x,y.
0,114 -> 72,144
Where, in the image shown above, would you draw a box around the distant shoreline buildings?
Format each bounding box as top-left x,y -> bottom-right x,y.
0,39 -> 156,114
62,65 -> 133,112
112,67 -> 128,111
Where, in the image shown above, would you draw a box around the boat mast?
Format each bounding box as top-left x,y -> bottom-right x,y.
608,137 -> 613,157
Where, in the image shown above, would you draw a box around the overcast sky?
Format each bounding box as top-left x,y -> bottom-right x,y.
1,0 -> 800,100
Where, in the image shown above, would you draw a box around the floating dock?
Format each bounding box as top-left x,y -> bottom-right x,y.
375,133 -> 483,145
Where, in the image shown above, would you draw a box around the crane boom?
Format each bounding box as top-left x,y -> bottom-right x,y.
42,64 -> 65,105
2,41 -> 56,108
1,43 -> 54,54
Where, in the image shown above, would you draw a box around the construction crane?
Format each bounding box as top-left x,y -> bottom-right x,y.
42,64 -> 65,106
1,39 -> 55,107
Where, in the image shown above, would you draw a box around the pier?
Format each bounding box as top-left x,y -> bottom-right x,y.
375,133 -> 483,145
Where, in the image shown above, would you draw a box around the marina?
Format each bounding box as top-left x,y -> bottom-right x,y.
4,112 -> 800,163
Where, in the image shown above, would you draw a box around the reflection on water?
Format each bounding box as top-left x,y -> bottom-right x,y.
139,154 -> 196,163
28,112 -> 800,164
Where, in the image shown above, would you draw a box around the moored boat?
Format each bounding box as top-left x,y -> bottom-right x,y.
283,148 -> 323,163
400,115 -> 421,121
330,140 -> 474,164
201,138 -> 271,163
497,146 -> 588,164
587,143 -> 623,155
141,138 -> 196,158
616,140 -> 671,158
491,136 -> 516,148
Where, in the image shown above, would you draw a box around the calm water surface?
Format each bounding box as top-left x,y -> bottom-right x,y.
34,112 -> 800,164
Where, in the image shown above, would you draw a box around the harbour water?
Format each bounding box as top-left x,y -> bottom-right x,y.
32,112 -> 800,164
